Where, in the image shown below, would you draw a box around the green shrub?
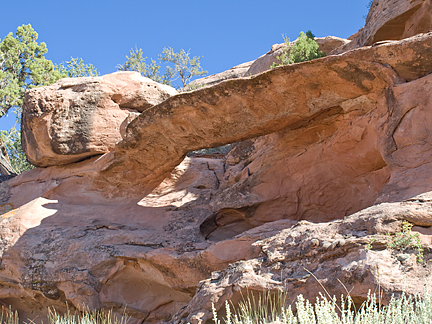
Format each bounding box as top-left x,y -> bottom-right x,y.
0,126 -> 33,174
387,220 -> 424,263
271,31 -> 326,68
118,47 -> 207,89
0,24 -> 99,176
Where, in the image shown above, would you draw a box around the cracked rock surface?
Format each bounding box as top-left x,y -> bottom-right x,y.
1,4 -> 432,323
22,71 -> 177,167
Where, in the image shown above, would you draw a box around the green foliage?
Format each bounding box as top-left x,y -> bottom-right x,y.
214,290 -> 432,324
271,31 -> 326,68
387,221 -> 424,263
0,24 -> 99,175
48,306 -> 129,324
0,24 -> 63,118
56,57 -> 99,78
0,127 -> 33,173
365,238 -> 377,251
159,47 -> 208,87
0,24 -> 61,175
117,47 -> 173,85
118,47 -> 207,89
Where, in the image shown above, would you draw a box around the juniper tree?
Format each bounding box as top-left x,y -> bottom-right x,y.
118,47 -> 207,89
0,24 -> 99,175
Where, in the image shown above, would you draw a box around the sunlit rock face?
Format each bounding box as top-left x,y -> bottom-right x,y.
22,71 -> 177,167
245,36 -> 350,76
332,0 -> 432,54
1,3 -> 432,323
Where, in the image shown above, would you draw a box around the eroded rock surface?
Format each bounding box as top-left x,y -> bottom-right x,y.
22,71 -> 177,167
245,36 -> 349,76
97,33 -> 432,200
173,200 -> 432,324
1,4 -> 432,324
332,0 -> 432,54
185,61 -> 253,89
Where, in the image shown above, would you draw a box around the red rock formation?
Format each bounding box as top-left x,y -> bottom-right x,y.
332,0 -> 432,54
0,4 -> 432,324
245,36 -> 350,76
22,72 -> 177,167
173,200 -> 432,324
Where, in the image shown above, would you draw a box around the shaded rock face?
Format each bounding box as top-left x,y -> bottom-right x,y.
22,71 -> 177,167
1,5 -> 432,324
173,200 -> 432,324
332,0 -> 432,54
0,157 -> 270,323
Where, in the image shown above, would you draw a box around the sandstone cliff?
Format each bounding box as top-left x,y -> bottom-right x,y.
0,1 -> 432,323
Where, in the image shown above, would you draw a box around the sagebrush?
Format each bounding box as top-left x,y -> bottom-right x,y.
213,290 -> 432,324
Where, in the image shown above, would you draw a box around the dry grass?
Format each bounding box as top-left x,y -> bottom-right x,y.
213,291 -> 432,324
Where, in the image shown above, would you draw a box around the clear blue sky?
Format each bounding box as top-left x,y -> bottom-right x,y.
0,0 -> 370,130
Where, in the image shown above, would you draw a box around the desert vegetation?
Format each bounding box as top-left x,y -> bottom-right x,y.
0,306 -> 129,324
213,291 -> 432,324
0,291 -> 430,324
271,31 -> 326,68
117,46 -> 207,88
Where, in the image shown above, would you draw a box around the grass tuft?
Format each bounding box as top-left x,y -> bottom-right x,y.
213,290 -> 432,324
47,306 -> 129,324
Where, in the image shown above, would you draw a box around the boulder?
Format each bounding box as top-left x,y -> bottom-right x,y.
22,71 -> 177,167
332,0 -> 432,54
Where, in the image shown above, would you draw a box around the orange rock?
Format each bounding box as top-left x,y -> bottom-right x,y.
245,36 -> 349,76
1,21 -> 432,324
333,0 -> 432,54
22,71 -> 177,167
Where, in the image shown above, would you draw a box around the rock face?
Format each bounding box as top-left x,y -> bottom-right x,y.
185,61 -> 253,89
1,3 -> 432,324
22,71 -> 177,167
332,0 -> 432,54
97,32 -> 432,200
246,36 -> 349,76
173,200 -> 432,324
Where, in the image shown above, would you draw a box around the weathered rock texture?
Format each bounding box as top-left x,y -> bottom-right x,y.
173,200 -> 432,324
1,3 -> 432,324
332,0 -> 432,54
22,71 -> 177,167
97,32 -> 432,201
185,61 -> 253,89
246,36 -> 349,76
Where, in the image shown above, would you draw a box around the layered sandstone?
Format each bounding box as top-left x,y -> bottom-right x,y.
0,4 -> 432,324
173,200 -> 432,324
332,0 -> 432,54
22,71 -> 177,167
